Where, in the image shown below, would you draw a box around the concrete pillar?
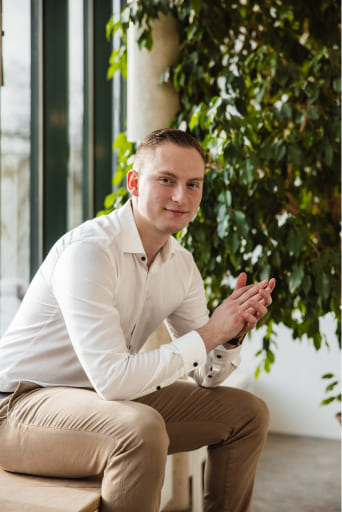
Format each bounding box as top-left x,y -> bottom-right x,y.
127,13 -> 180,142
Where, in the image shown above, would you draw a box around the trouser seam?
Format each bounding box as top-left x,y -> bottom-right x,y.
5,416 -> 121,442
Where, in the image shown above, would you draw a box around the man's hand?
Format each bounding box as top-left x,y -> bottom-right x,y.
196,272 -> 276,353
231,272 -> 276,338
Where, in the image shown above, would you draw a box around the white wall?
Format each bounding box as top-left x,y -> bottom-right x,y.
238,314 -> 341,440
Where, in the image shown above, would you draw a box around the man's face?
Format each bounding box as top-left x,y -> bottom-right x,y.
128,142 -> 205,239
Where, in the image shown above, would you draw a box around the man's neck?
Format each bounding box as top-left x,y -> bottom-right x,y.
130,201 -> 169,268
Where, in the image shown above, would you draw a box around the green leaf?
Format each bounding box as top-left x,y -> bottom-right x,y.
229,232 -> 240,254
240,159 -> 254,185
217,216 -> 229,239
313,332 -> 322,350
271,250 -> 281,268
233,211 -> 249,237
260,264 -> 271,281
325,381 -> 338,392
314,273 -> 331,301
104,193 -> 116,209
322,373 -> 334,379
302,275 -> 312,295
106,16 -> 122,40
264,358 -> 271,373
320,397 -> 336,406
190,0 -> 202,15
307,106 -> 319,120
218,190 -> 232,207
289,265 -> 304,294
189,105 -> 202,131
267,349 -> 275,364
282,103 -> 292,119
113,169 -> 124,186
287,146 -> 303,166
113,132 -> 126,149
324,144 -> 333,166
332,76 -> 341,93
287,230 -> 304,258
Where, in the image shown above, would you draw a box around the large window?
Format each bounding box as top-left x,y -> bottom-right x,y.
0,0 -> 122,333
0,0 -> 31,284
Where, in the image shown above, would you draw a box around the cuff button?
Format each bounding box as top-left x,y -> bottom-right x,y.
193,361 -> 198,367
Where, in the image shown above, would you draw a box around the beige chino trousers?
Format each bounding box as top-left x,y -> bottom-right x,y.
0,379 -> 269,512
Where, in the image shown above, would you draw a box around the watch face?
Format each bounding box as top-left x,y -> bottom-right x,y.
229,338 -> 240,346
229,335 -> 245,346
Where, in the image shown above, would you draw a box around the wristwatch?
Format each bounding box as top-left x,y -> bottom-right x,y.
228,334 -> 246,346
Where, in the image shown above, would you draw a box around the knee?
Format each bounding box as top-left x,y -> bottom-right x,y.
132,406 -> 169,470
122,404 -> 168,452
136,406 -> 169,451
248,394 -> 270,437
104,403 -> 169,473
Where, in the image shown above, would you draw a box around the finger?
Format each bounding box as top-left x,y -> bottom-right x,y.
233,280 -> 269,303
241,302 -> 266,330
253,298 -> 268,315
269,277 -> 276,291
258,278 -> 276,306
243,299 -> 268,318
240,310 -> 258,330
234,272 -> 247,291
258,289 -> 271,306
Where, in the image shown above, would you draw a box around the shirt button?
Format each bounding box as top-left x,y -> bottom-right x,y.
216,354 -> 222,359
156,385 -> 161,390
193,362 -> 198,367
141,256 -> 146,261
207,374 -> 213,378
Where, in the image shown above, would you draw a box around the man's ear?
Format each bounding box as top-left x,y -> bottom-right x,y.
127,169 -> 139,196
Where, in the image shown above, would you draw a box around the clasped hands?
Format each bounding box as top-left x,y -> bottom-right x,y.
197,272 -> 276,353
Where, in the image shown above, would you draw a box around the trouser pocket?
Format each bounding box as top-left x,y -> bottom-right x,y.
0,381 -> 41,423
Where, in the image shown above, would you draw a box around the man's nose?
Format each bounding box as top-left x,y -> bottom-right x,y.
171,185 -> 186,203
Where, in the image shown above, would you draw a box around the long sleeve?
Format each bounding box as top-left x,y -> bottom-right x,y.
52,241 -> 207,400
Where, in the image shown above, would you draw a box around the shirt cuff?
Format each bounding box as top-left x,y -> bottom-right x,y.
213,344 -> 242,365
171,330 -> 207,374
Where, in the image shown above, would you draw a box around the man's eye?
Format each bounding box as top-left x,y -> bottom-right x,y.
160,177 -> 172,184
188,182 -> 200,189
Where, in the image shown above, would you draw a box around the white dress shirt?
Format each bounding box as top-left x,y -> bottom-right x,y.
0,200 -> 241,400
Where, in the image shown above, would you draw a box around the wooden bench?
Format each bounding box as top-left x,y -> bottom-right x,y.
0,468 -> 101,512
0,455 -> 173,512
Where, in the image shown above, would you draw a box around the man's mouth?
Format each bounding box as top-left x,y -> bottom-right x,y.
164,208 -> 188,216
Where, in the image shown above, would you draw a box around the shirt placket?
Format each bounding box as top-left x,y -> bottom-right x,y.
128,256 -> 152,351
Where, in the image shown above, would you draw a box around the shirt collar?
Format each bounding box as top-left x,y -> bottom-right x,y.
116,199 -> 175,262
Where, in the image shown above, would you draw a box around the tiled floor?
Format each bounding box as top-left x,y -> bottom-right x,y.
168,432 -> 341,512
252,432 -> 341,512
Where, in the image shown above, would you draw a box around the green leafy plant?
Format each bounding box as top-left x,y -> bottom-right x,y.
104,0 -> 341,406
321,373 -> 341,406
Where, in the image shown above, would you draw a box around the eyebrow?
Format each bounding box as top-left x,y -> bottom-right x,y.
156,170 -> 204,182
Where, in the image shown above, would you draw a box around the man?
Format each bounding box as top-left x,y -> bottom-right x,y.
0,128 -> 276,512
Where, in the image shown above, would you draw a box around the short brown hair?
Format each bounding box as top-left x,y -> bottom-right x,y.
134,128 -> 205,165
